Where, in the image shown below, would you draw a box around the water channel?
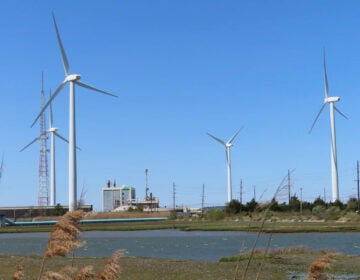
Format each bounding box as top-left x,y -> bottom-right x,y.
0,230 -> 359,261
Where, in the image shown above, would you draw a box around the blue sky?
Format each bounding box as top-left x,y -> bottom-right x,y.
1,1 -> 360,211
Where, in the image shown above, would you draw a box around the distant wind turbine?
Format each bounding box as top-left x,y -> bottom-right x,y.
309,50 -> 348,202
207,128 -> 243,203
31,13 -> 117,211
21,92 -> 71,206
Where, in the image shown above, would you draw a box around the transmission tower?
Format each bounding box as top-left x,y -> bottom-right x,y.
38,72 -> 49,206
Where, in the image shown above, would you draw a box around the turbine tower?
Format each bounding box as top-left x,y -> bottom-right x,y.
48,92 -> 74,206
309,50 -> 347,202
207,128 -> 243,203
32,13 -> 117,211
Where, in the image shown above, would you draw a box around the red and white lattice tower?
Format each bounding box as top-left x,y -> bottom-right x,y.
38,72 -> 49,206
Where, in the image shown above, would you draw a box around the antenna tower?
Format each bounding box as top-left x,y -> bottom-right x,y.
38,72 -> 49,206
145,168 -> 149,200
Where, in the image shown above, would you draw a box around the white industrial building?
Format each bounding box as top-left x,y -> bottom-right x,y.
102,185 -> 136,212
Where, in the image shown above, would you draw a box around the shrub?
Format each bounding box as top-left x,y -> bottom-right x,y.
324,206 -> 341,220
225,200 -> 241,214
346,197 -> 359,212
312,205 -> 326,219
206,209 -> 226,221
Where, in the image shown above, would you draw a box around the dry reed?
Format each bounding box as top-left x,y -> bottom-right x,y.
305,252 -> 338,280
45,210 -> 85,258
96,249 -> 124,280
40,271 -> 71,280
38,210 -> 85,280
12,259 -> 24,280
74,266 -> 95,280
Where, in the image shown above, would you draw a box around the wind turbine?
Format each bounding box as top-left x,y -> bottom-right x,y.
207,128 -> 243,203
31,13 -> 117,211
309,50 -> 347,202
21,93 -> 71,206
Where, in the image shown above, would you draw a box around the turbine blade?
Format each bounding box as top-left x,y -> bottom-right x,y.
76,81 -> 118,98
309,103 -> 327,133
31,81 -> 66,127
53,131 -> 69,144
334,106 -> 348,120
49,90 -> 53,127
52,12 -> 69,76
54,131 -> 81,150
20,135 -> 43,152
323,49 -> 329,99
206,133 -> 226,145
228,127 -> 244,144
330,129 -> 338,174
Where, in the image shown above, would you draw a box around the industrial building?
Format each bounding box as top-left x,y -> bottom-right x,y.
102,184 -> 136,212
102,180 -> 159,212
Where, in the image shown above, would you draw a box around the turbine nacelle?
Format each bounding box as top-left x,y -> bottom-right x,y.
65,74 -> 81,82
325,96 -> 340,103
225,143 -> 233,148
49,127 -> 58,133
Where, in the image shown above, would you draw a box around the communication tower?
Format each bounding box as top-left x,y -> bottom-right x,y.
145,168 -> 149,200
38,73 -> 49,206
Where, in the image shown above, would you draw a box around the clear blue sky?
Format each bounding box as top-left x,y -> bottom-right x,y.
1,1 -> 360,211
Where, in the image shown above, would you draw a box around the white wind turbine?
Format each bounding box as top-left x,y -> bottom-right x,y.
309,50 -> 347,202
31,13 -> 117,211
207,128 -> 243,203
21,93 -> 71,206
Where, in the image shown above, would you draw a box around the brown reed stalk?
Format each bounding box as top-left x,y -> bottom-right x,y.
74,266 -> 95,280
240,211 -> 268,280
97,249 -> 124,280
255,232 -> 273,280
12,258 -> 24,280
233,220 -> 252,280
40,271 -> 70,280
38,210 -> 85,280
237,172 -> 291,280
305,252 -> 337,280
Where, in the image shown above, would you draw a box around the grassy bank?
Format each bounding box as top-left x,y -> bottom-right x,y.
2,249 -> 360,279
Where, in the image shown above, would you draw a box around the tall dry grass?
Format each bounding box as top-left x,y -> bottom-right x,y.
12,259 -> 24,280
44,210 -> 85,258
97,250 -> 124,280
235,171 -> 294,280
21,210 -> 124,280
305,252 -> 338,280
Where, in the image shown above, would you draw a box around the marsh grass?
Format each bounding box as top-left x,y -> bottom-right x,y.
220,246 -> 311,262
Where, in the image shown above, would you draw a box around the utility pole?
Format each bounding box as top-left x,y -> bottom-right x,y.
288,169 -> 291,207
300,187 -> 303,217
240,179 -> 243,204
201,183 -> 205,215
173,182 -> 176,211
324,187 -> 326,203
357,160 -> 360,212
253,185 -> 256,202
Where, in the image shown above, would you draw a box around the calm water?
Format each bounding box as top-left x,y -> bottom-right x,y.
0,230 -> 359,261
